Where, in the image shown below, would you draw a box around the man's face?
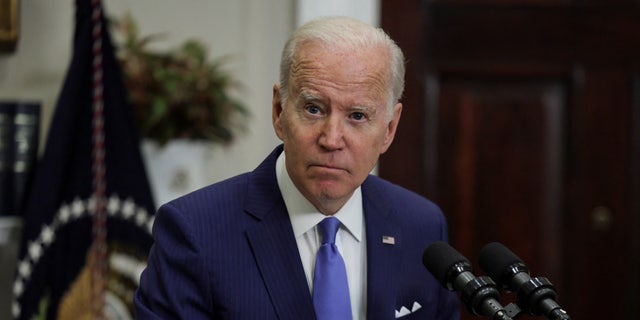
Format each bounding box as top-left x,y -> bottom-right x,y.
272,41 -> 402,215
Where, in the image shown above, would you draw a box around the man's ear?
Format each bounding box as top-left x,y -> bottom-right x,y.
272,84 -> 285,140
380,102 -> 402,154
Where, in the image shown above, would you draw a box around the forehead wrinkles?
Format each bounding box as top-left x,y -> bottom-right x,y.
289,45 -> 391,100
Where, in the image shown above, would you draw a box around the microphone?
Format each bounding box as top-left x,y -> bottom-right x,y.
478,242 -> 571,320
422,241 -> 513,320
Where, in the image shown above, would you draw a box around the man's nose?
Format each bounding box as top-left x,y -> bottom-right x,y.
318,116 -> 345,150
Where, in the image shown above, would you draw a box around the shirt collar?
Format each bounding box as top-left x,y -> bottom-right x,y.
276,150 -> 363,241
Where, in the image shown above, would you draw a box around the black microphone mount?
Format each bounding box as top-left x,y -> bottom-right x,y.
423,241 -> 513,320
479,242 -> 571,320
449,260 -> 512,320
497,262 -> 570,320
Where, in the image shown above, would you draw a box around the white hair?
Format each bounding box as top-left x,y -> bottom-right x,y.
278,16 -> 405,119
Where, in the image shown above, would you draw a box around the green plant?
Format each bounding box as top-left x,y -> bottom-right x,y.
112,13 -> 249,146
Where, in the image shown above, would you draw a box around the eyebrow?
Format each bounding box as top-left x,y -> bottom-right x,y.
297,91 -> 322,103
296,90 -> 379,115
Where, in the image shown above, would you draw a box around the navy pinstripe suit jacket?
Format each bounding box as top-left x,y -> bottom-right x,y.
134,145 -> 460,319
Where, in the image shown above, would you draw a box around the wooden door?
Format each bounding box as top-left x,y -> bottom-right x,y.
380,1 -> 640,319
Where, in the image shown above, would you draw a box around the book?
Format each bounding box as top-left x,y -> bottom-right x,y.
12,102 -> 40,216
0,101 -> 40,217
0,103 -> 16,216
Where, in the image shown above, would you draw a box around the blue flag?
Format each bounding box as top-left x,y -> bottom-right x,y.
12,0 -> 156,318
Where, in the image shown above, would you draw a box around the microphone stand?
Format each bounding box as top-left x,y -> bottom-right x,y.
502,276 -> 571,320
460,275 -> 514,320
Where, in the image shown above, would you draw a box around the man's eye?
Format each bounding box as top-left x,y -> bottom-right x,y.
351,112 -> 366,121
305,105 -> 321,115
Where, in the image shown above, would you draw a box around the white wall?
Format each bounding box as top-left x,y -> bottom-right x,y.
296,0 -> 380,26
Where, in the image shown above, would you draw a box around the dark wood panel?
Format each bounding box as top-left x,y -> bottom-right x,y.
632,75 -> 640,316
564,67 -> 635,319
425,3 -> 640,64
432,78 -> 566,281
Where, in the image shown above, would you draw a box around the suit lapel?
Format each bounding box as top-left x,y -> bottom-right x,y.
244,146 -> 316,319
363,178 -> 402,319
245,208 -> 315,319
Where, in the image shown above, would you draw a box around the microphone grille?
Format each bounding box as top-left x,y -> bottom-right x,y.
478,242 -> 523,281
422,241 -> 470,287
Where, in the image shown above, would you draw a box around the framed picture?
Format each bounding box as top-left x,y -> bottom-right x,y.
0,0 -> 18,52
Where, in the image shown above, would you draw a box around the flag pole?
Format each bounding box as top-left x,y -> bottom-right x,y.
90,0 -> 107,318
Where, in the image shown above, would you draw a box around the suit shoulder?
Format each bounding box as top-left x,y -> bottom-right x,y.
365,175 -> 441,211
163,172 -> 251,212
364,175 -> 451,243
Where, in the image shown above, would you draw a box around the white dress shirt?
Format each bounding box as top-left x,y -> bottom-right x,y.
276,151 -> 367,319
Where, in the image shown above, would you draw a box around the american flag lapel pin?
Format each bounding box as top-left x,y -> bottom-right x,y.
382,235 -> 395,245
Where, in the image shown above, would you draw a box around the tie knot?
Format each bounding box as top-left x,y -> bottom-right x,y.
318,217 -> 340,245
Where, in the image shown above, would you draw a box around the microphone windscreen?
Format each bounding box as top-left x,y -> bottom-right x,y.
478,242 -> 523,280
422,241 -> 469,286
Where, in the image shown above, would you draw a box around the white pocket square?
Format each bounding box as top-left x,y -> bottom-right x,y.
395,301 -> 422,318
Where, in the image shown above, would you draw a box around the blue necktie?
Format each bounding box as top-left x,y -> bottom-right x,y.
313,217 -> 353,320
